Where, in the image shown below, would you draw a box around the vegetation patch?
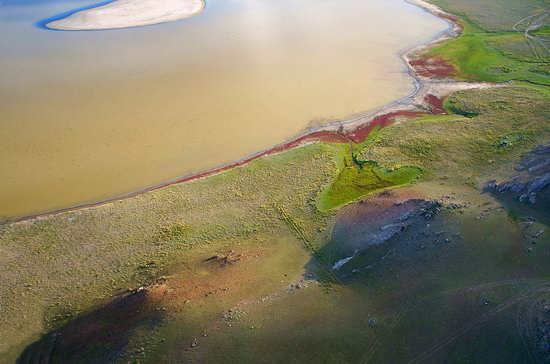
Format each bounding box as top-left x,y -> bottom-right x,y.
357,86 -> 550,180
530,63 -> 550,76
317,157 -> 423,211
409,57 -> 456,78
488,33 -> 548,63
425,0 -> 550,87
429,32 -> 550,86
495,131 -> 529,150
157,223 -> 192,242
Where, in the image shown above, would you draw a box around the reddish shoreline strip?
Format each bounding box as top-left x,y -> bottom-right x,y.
168,109 -> 430,188
7,110 -> 434,224
3,131 -> 351,224
345,111 -> 425,143
7,74 -> 449,226
166,130 -> 352,187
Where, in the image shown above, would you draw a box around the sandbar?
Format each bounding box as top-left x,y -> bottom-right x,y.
47,0 -> 205,30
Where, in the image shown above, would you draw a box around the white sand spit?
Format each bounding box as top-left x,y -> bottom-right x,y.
47,0 -> 205,30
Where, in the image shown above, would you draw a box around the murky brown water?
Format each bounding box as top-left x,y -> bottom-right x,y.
0,0 -> 446,220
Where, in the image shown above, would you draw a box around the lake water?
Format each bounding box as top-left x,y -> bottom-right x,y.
0,0 -> 446,220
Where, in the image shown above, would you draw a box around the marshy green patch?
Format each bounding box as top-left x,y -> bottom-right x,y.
318,125 -> 424,211
317,158 -> 422,211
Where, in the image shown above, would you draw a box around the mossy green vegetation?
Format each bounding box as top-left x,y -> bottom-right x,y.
317,158 -> 422,211
317,124 -> 425,211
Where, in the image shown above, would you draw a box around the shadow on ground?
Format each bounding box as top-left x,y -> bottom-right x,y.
17,288 -> 165,364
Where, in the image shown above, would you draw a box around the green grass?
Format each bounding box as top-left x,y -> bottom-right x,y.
4,84 -> 546,361
429,32 -> 550,85
358,86 -> 550,181
139,182 -> 550,364
488,33 -> 550,63
427,0 -> 550,86
317,161 -> 422,211
317,125 -> 424,211
0,142 -> 342,361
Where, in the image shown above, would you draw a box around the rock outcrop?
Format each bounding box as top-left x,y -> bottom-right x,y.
491,144 -> 550,206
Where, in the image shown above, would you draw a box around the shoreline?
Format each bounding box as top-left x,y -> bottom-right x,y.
4,0 -> 493,225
